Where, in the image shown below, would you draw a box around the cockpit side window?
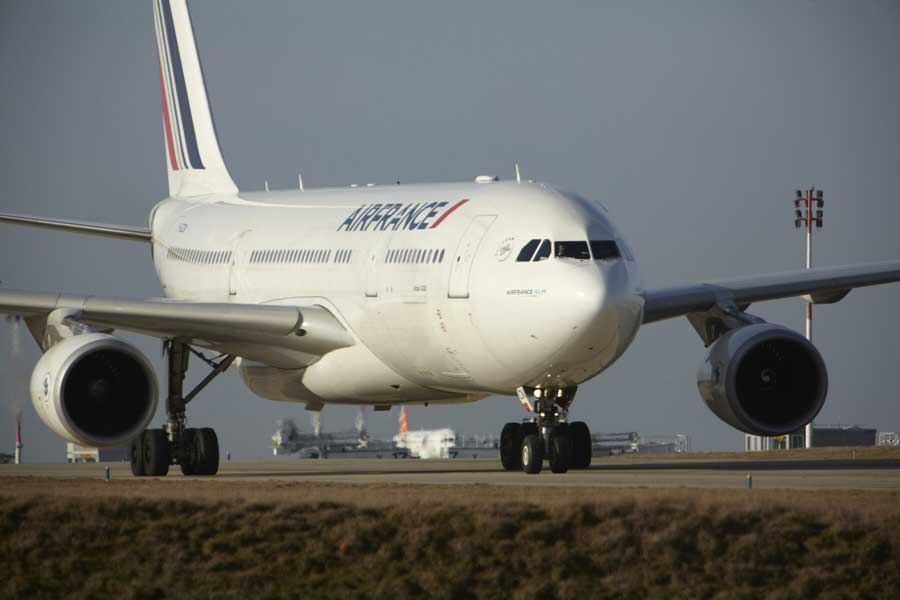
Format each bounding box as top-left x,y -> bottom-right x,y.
516,239 -> 540,262
590,240 -> 621,260
615,238 -> 635,261
533,239 -> 551,261
555,241 -> 591,260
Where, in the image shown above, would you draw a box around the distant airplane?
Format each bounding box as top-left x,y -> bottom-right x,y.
2,0 -> 900,475
270,418 -> 388,459
393,406 -> 457,459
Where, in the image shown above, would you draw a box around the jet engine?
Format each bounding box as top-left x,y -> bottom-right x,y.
697,323 -> 827,436
30,333 -> 158,447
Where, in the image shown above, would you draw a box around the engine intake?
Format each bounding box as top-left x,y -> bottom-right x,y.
30,333 -> 158,447
697,323 -> 827,436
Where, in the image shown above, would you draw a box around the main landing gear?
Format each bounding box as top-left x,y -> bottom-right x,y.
130,341 -> 234,477
500,386 -> 592,475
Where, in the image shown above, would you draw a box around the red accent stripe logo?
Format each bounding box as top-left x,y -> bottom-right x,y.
157,54 -> 178,171
430,198 -> 469,228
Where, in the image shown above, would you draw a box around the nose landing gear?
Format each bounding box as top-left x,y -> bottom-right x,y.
500,386 -> 592,474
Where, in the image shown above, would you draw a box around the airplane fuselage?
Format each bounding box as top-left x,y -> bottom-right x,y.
150,180 -> 645,407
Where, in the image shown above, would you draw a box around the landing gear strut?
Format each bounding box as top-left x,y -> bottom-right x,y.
130,341 -> 233,477
499,386 -> 592,474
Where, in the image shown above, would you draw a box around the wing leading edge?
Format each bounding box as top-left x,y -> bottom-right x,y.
0,213 -> 151,242
641,260 -> 900,324
0,290 -> 354,367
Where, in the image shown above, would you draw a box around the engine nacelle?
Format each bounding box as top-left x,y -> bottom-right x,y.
30,333 -> 158,447
697,323 -> 827,436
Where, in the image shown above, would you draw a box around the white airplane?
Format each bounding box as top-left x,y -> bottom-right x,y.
393,406 -> 457,460
2,0 -> 900,476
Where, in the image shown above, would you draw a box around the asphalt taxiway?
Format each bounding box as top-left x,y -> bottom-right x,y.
3,457 -> 899,490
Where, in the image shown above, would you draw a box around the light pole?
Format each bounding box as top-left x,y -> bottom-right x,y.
794,187 -> 824,449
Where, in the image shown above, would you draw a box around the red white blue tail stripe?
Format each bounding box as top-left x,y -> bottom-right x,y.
154,0 -> 204,171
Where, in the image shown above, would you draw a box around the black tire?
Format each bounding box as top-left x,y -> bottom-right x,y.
130,433 -> 146,476
521,434 -> 544,475
570,421 -> 592,469
179,428 -> 197,476
500,423 -> 522,471
548,428 -> 571,474
194,428 -> 219,476
521,422 -> 538,438
142,429 -> 171,477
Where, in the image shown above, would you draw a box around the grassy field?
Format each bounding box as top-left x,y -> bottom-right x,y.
1,478 -> 899,599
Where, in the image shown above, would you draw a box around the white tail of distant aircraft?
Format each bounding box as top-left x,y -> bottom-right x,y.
2,0 -> 900,476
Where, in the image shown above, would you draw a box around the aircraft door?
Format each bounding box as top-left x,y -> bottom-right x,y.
228,229 -> 251,299
365,236 -> 391,298
447,215 -> 496,299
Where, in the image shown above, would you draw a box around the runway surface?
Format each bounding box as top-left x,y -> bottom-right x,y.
3,456 -> 900,490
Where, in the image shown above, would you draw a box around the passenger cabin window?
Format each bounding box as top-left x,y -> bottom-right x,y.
384,248 -> 445,264
590,240 -> 621,261
168,247 -> 232,265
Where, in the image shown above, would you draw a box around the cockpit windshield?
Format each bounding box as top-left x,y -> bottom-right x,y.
590,240 -> 620,260
555,241 -> 591,260
516,239 -> 540,262
517,239 -> 552,262
516,238 -> 623,262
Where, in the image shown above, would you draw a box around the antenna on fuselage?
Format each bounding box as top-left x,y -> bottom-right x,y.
265,181 -> 270,192
298,173 -> 305,191
515,163 -> 522,184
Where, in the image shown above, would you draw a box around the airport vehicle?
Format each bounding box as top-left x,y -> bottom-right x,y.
2,0 -> 900,476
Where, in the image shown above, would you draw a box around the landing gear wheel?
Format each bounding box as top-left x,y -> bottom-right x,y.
142,429 -> 171,477
569,421 -> 592,470
548,428 -> 571,474
160,342 -> 234,478
500,423 -> 523,471
130,433 -> 146,476
521,422 -> 538,437
179,428 -> 197,476
193,428 -> 220,476
522,434 -> 544,474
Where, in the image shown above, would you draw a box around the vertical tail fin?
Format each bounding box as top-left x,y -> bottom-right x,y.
152,0 -> 238,197
398,406 -> 409,433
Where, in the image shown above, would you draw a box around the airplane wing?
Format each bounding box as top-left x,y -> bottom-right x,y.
0,289 -> 354,367
642,260 -> 900,324
0,212 -> 151,242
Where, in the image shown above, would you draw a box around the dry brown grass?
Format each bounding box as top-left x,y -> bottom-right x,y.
1,478 -> 899,599
0,476 -> 899,518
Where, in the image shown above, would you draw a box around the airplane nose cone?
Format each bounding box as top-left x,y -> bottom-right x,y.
567,260 -> 630,321
477,256 -> 643,387
569,265 -> 614,333
566,267 -> 607,325
558,260 -> 639,366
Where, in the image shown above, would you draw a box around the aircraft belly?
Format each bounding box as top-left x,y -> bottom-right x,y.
300,344 -> 468,404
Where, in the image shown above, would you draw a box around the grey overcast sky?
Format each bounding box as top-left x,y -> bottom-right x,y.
2,1 -> 899,462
